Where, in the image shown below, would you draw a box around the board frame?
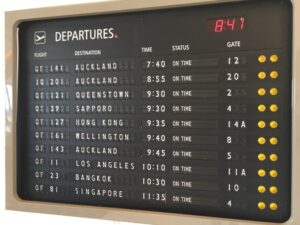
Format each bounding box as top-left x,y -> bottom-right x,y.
5,0 -> 299,224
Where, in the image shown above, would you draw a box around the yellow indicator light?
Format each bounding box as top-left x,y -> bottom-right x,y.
270,137 -> 278,145
258,72 -> 267,80
258,88 -> 266,96
258,153 -> 266,161
258,169 -> 266,177
270,88 -> 278,96
258,121 -> 266,128
270,71 -> 279,79
258,185 -> 266,194
269,186 -> 278,194
270,54 -> 279,63
258,202 -> 266,210
258,104 -> 266,112
270,121 -> 278,129
258,137 -> 266,145
270,154 -> 278,162
270,104 -> 278,112
270,203 -> 278,211
258,55 -> 267,63
269,170 -> 278,178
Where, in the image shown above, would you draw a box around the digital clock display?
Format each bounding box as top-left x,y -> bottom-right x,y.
209,16 -> 246,32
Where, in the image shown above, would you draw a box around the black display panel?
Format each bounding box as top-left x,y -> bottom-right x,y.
17,0 -> 292,222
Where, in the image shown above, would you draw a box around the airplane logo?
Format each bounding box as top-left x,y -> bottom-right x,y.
34,31 -> 46,45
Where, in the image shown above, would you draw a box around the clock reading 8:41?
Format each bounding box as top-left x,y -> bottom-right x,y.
209,16 -> 246,33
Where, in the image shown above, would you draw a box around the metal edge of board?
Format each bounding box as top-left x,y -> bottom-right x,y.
5,0 -> 299,224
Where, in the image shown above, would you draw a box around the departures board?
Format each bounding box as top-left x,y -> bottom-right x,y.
16,0 -> 292,223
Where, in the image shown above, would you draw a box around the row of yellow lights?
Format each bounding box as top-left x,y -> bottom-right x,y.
258,121 -> 278,129
258,153 -> 278,162
257,169 -> 278,178
258,104 -> 278,112
258,202 -> 278,211
257,54 -> 279,211
258,54 -> 279,63
257,137 -> 278,145
258,88 -> 278,96
258,71 -> 279,80
258,186 -> 278,194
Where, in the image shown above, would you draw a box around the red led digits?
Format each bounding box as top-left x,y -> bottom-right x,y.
240,17 -> 245,30
226,18 -> 236,30
211,16 -> 245,33
215,19 -> 224,32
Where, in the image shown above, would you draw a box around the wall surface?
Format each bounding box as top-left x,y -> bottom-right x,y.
1,1 -> 143,225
